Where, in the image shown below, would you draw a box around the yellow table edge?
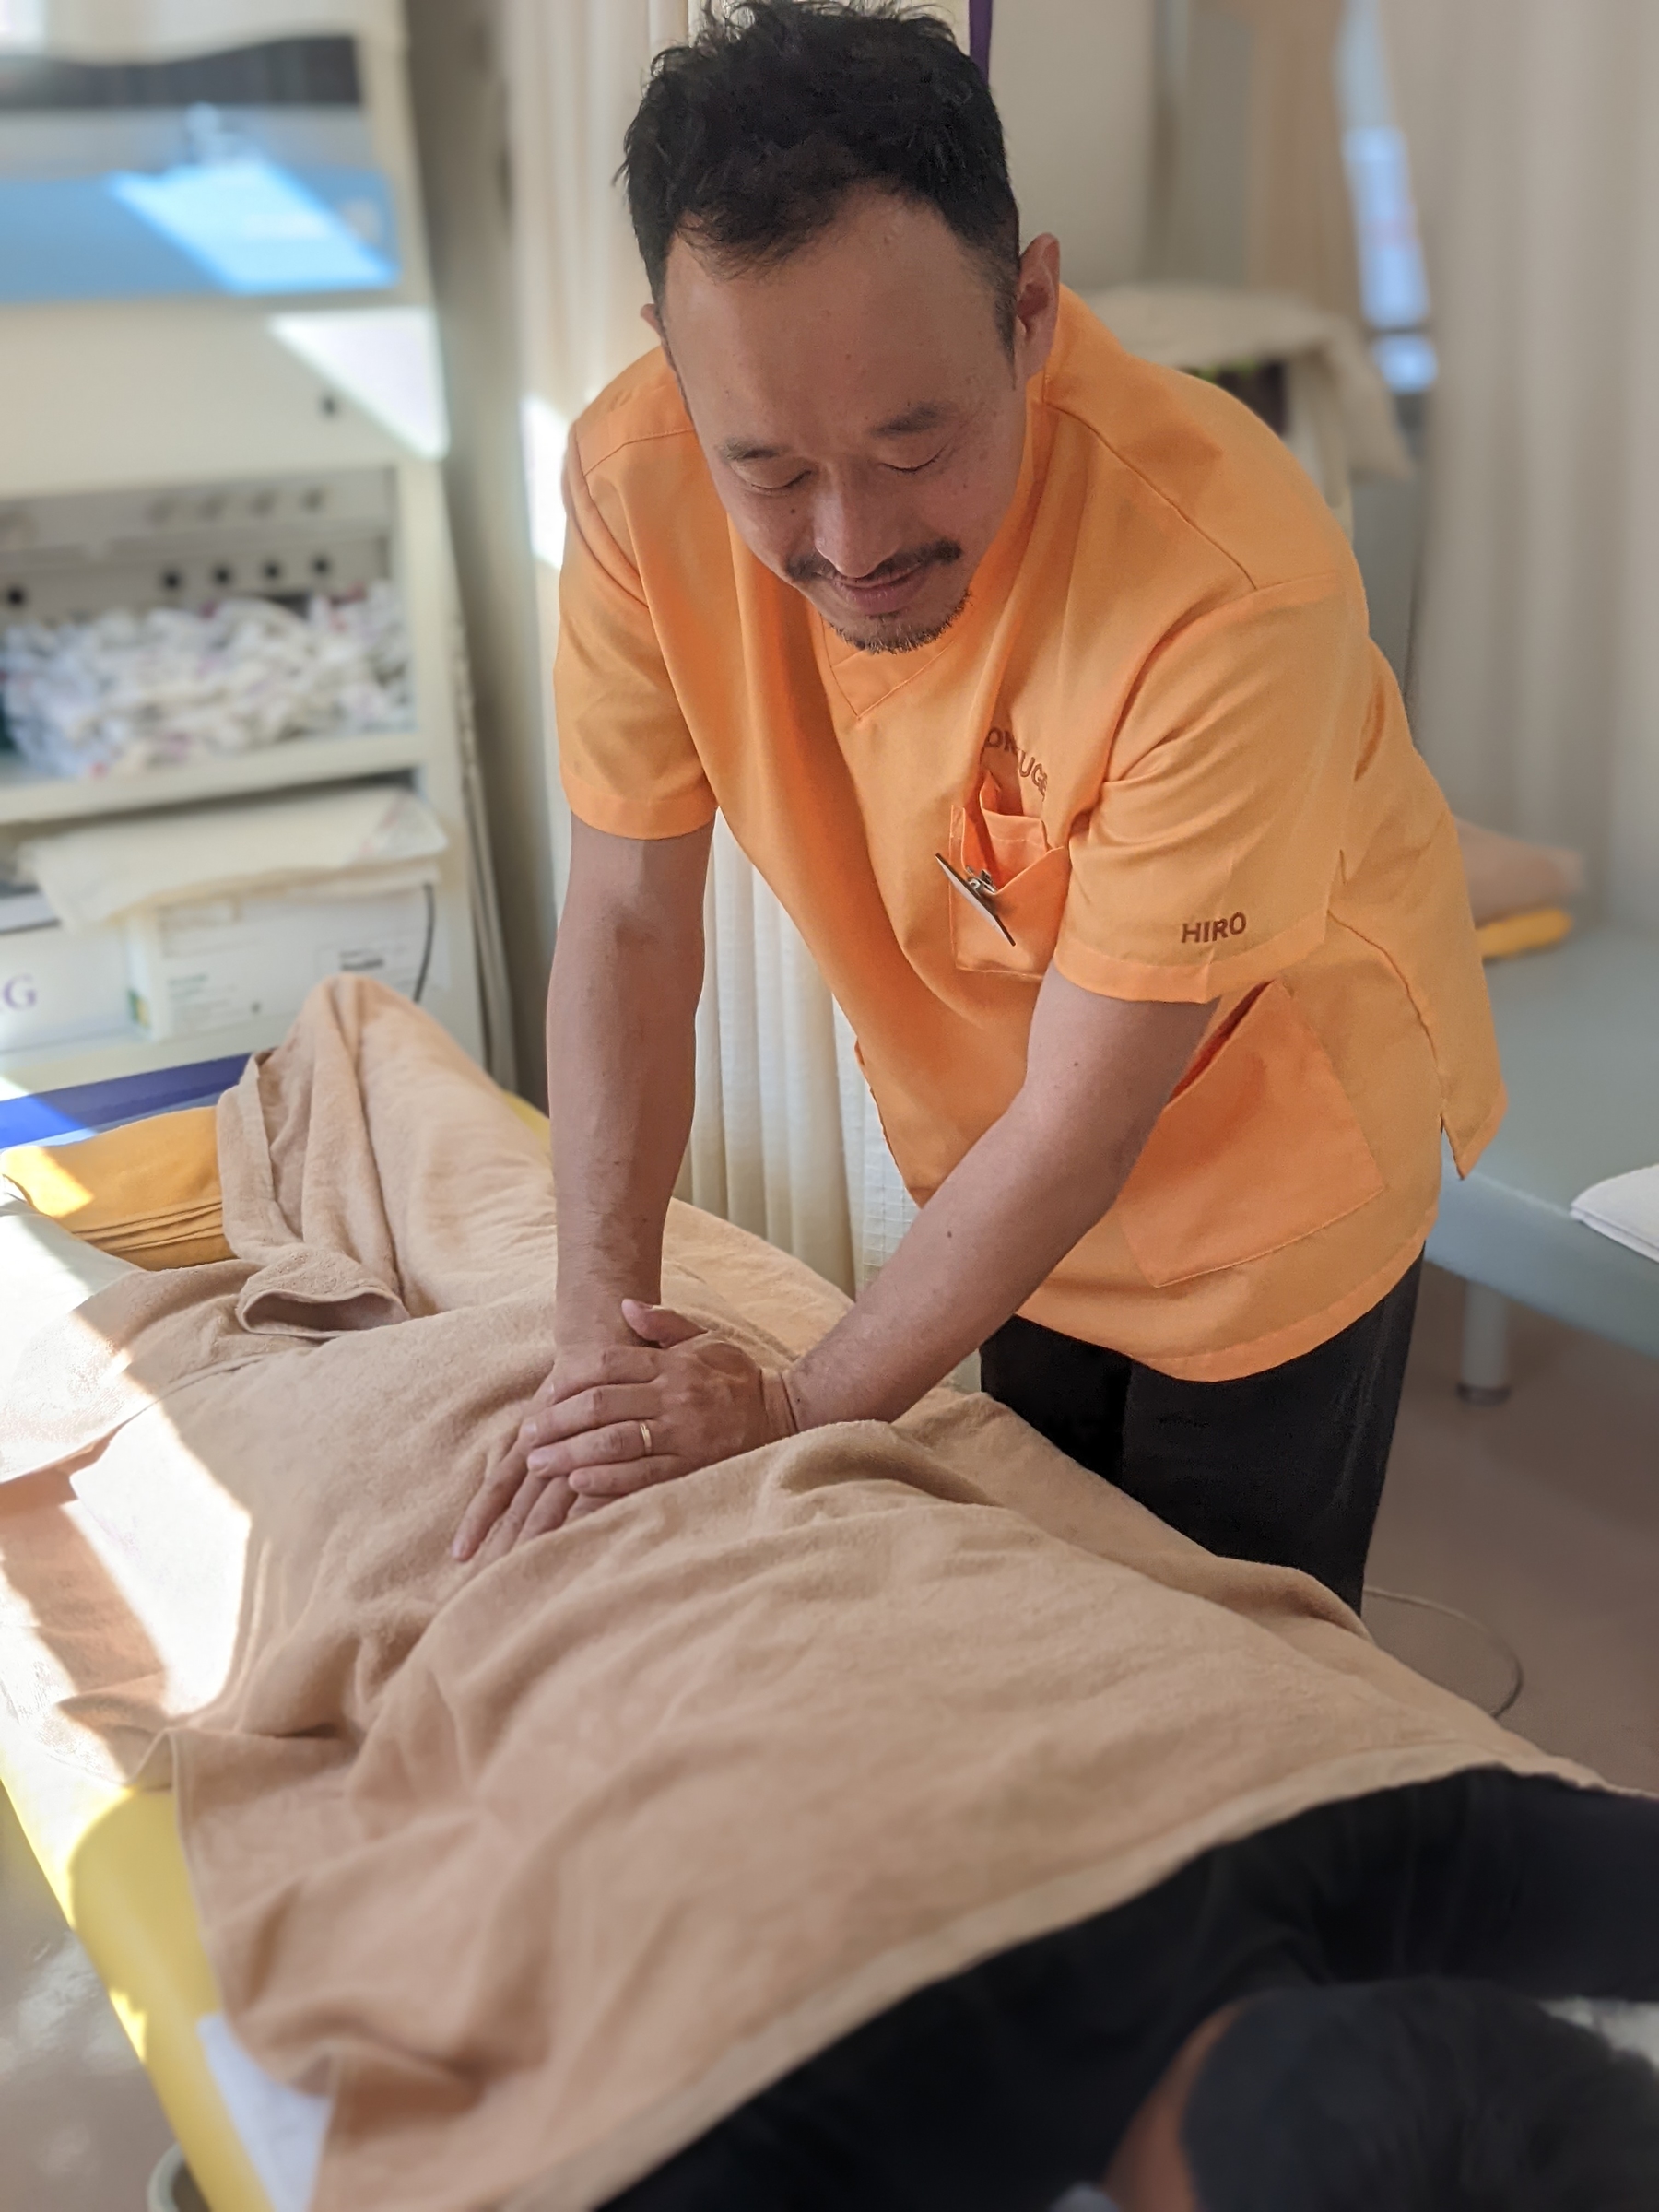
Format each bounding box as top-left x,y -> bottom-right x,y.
0,1082 -> 551,2210
0,1721 -> 275,2212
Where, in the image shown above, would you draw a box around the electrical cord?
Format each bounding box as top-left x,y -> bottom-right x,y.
412,882 -> 437,1006
1362,1583 -> 1525,1720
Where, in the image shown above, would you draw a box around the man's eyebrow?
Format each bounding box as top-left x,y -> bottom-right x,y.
718,403 -> 955,466
870,401 -> 954,439
719,438 -> 788,465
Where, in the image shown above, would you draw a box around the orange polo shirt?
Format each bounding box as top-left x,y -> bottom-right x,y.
555,288 -> 1502,1381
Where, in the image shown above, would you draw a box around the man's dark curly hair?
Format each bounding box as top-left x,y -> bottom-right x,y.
1182,1981 -> 1659,2212
622,1 -> 1021,349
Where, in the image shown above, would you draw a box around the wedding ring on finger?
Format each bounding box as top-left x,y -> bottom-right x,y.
637,1419 -> 653,1458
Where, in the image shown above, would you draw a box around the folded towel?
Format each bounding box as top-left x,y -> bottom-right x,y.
18,783 -> 446,933
1,1107 -> 233,1268
1476,906 -> 1573,962
1571,1166 -> 1659,1266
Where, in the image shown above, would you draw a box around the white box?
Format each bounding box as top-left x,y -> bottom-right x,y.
125,876 -> 443,1042
0,921 -> 133,1053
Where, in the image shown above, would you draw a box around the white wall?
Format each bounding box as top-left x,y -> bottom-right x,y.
989,0 -> 1158,290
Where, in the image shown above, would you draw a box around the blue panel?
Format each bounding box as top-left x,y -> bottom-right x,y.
299,165 -> 399,268
0,176 -> 215,300
0,1054 -> 248,1147
111,157 -> 395,294
0,161 -> 398,303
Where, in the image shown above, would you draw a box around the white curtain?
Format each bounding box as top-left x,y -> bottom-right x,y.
501,0 -> 928,1294
685,822 -> 919,1292
1382,0 -> 1659,929
501,0 -> 662,438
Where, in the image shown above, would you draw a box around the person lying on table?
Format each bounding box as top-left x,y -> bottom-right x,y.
600,1765 -> 1659,2211
455,0 -> 1503,1607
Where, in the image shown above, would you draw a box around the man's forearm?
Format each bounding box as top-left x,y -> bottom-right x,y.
548,908 -> 700,1343
784,1093 -> 1133,1425
785,985 -> 1214,1429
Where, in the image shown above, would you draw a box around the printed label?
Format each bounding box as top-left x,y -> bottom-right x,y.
1182,912 -> 1249,945
982,725 -> 1048,796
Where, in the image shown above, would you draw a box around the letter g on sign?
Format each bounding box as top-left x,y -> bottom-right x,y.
2,972 -> 37,1012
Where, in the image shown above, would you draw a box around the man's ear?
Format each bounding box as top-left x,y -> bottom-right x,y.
1013,234 -> 1062,382
642,300 -> 677,379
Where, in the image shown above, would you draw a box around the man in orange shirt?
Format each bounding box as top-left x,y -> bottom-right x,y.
455,1 -> 1501,1610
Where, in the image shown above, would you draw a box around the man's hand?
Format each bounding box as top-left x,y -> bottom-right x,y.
450,1316 -> 630,1562
452,1300 -> 798,1561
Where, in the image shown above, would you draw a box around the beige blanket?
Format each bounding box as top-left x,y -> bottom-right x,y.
0,981 -> 1592,2212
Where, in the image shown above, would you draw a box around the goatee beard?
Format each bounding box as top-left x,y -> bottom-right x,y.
830,586 -> 971,655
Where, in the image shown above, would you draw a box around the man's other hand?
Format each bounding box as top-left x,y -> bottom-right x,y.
451,1301 -> 798,1561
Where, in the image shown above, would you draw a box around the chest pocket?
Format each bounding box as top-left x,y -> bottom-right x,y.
947,785 -> 1071,979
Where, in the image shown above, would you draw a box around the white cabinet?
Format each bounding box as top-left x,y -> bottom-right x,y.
0,5 -> 511,1104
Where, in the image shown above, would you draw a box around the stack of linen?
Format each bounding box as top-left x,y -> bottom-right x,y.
0,582 -> 410,781
1572,1167 -> 1659,1267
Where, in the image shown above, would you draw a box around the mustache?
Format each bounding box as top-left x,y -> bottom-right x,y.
785,539 -> 964,590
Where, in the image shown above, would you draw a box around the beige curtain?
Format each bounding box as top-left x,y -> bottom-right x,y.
1155,0 -> 1359,317
1159,0 -> 1362,316
1218,0 -> 1360,317
1383,0 -> 1659,928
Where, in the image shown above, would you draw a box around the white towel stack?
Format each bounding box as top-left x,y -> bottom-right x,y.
18,782 -> 446,932
0,582 -> 410,781
1571,1169 -> 1659,1265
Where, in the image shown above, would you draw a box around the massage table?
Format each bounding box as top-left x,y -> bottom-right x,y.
1426,925 -> 1659,1400
0,1064 -> 552,2212
5,1010 -> 1654,2210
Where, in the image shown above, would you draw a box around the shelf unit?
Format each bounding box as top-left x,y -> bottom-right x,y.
0,459 -> 488,1105
0,6 -> 513,1113
0,728 -> 429,829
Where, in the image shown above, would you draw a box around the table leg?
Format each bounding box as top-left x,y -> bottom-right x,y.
1458,1281 -> 1512,1406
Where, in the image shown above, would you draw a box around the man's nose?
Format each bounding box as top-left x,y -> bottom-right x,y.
808,482 -> 906,582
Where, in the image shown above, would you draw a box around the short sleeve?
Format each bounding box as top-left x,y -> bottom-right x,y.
1054,575 -> 1368,1003
553,450 -> 717,840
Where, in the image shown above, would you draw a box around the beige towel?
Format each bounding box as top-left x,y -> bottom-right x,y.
0,980 -> 1594,2212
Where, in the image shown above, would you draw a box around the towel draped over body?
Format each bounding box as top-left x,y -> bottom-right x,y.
0,981 -> 1591,2212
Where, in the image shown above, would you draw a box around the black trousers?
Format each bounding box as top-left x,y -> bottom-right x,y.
978,1255 -> 1424,1611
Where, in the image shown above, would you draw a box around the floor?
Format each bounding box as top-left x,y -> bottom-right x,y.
2,1262 -> 1655,2211
1367,1265 -> 1659,1792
